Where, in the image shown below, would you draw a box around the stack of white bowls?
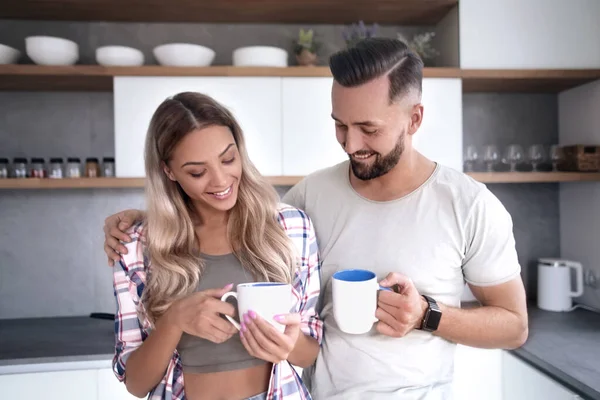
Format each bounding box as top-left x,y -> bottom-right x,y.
25,36 -> 79,65
232,46 -> 288,67
0,44 -> 20,64
153,43 -> 216,66
96,45 -> 144,66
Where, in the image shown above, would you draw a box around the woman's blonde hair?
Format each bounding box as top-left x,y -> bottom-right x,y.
141,92 -> 296,323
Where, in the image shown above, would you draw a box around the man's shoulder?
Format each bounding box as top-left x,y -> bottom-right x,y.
299,160 -> 348,188
430,164 -> 492,210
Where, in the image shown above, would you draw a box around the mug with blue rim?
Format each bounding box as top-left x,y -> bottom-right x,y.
332,269 -> 391,335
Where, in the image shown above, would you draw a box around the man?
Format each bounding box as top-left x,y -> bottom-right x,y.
104,38 -> 528,399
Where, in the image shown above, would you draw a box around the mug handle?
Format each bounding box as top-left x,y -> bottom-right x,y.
220,291 -> 241,330
373,285 -> 393,323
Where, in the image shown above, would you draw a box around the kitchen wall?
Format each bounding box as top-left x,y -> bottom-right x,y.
559,80 -> 600,310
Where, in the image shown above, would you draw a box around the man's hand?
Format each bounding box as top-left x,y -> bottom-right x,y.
103,209 -> 145,266
376,272 -> 428,337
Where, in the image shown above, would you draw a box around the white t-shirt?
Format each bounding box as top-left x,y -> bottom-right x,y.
281,160 -> 521,400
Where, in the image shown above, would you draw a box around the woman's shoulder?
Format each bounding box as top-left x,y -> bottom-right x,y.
118,221 -> 149,275
276,202 -> 313,228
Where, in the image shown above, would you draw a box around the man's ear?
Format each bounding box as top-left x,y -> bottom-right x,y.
408,103 -> 424,136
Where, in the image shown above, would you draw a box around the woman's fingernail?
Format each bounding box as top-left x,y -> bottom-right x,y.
224,283 -> 234,289
241,323 -> 246,332
249,310 -> 257,319
244,314 -> 251,324
273,314 -> 285,322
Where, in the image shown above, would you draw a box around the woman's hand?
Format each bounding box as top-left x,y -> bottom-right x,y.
239,311 -> 302,364
103,209 -> 146,266
168,284 -> 238,344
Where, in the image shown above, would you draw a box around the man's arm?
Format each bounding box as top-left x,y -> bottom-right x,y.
377,188 -> 528,349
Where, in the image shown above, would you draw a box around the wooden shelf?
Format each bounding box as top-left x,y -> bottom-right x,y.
0,0 -> 457,25
1,65 -> 598,93
462,69 -> 600,93
1,173 -> 599,189
0,65 -> 461,92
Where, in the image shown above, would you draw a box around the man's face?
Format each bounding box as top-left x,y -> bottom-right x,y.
331,75 -> 423,180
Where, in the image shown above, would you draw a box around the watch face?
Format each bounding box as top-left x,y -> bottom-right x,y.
426,308 -> 442,330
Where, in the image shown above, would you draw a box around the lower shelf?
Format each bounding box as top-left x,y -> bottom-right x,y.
0,172 -> 599,189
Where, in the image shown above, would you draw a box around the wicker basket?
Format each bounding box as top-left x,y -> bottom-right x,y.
558,145 -> 600,172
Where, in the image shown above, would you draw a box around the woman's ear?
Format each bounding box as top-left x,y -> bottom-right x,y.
162,162 -> 176,181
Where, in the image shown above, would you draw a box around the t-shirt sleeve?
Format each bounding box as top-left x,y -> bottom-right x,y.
462,188 -> 522,287
281,179 -> 307,210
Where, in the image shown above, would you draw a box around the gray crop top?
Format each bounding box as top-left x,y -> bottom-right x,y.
176,253 -> 268,374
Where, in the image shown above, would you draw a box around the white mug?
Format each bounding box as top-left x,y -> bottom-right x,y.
221,282 -> 292,332
332,269 -> 391,335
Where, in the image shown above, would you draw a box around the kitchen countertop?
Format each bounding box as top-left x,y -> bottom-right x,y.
0,307 -> 599,399
511,305 -> 600,400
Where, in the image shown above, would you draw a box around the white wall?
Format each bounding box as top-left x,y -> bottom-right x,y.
559,79 -> 600,309
460,0 -> 600,69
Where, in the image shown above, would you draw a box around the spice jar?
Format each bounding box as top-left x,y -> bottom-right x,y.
49,158 -> 64,179
66,157 -> 81,178
13,158 -> 27,178
85,157 -> 100,178
29,158 -> 46,178
102,157 -> 115,177
0,158 -> 8,179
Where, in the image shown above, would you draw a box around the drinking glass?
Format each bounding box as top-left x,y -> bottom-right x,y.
528,144 -> 546,172
482,145 -> 499,172
464,145 -> 479,172
550,145 -> 564,171
505,145 -> 524,172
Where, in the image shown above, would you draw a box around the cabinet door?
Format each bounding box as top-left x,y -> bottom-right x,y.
453,345 -> 502,400
281,77 -> 347,176
114,77 -> 283,177
502,352 -> 576,400
415,78 -> 463,172
0,369 -> 97,400
460,0 -> 600,69
97,368 -> 139,400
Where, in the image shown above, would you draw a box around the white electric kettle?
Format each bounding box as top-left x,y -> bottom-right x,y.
537,258 -> 584,312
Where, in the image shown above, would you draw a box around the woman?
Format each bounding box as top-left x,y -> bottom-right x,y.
112,92 -> 322,400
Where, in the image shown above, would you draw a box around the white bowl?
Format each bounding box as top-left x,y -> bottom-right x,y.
26,36 -> 79,65
232,46 -> 288,67
153,43 -> 215,67
0,44 -> 21,64
96,45 -> 144,66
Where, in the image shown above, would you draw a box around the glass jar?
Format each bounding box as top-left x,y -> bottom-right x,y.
85,157 -> 100,178
29,158 -> 46,178
49,158 -> 64,179
66,157 -> 81,178
13,157 -> 27,178
0,158 -> 8,179
102,157 -> 115,177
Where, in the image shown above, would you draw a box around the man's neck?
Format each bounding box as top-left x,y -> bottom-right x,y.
349,150 -> 437,202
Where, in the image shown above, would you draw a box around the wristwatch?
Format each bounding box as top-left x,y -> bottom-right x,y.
420,295 -> 442,332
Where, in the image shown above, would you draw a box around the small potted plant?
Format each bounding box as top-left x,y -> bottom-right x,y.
342,21 -> 378,48
397,32 -> 439,65
293,28 -> 320,66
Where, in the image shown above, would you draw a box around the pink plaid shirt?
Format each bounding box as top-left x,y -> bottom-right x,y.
112,204 -> 323,400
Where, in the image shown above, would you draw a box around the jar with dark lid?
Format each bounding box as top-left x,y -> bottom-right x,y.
0,158 -> 8,179
30,158 -> 46,178
66,157 -> 81,178
13,157 -> 27,178
49,157 -> 64,179
102,157 -> 115,177
85,157 -> 100,178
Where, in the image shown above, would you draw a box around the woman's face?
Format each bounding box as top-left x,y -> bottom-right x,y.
164,125 -> 243,215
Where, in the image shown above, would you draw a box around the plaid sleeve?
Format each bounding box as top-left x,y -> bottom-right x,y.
278,204 -> 323,345
112,223 -> 149,382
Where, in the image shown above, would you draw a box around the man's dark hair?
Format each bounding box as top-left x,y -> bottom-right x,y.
329,37 -> 424,103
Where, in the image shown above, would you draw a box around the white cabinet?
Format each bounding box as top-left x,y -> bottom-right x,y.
453,345 -> 502,400
97,368 -> 139,400
281,77 -> 347,175
114,77 -> 283,177
459,0 -> 600,69
502,352 -> 578,400
415,78 -> 463,172
0,369 -> 97,400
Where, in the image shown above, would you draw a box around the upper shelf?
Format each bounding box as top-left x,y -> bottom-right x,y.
0,0 -> 457,25
1,65 -> 599,93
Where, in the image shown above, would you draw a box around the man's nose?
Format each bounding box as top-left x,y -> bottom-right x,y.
344,130 -> 365,155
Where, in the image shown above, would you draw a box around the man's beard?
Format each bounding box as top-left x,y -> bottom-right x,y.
349,135 -> 405,181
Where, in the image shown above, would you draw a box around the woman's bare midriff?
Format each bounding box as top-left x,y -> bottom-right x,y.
183,363 -> 272,400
